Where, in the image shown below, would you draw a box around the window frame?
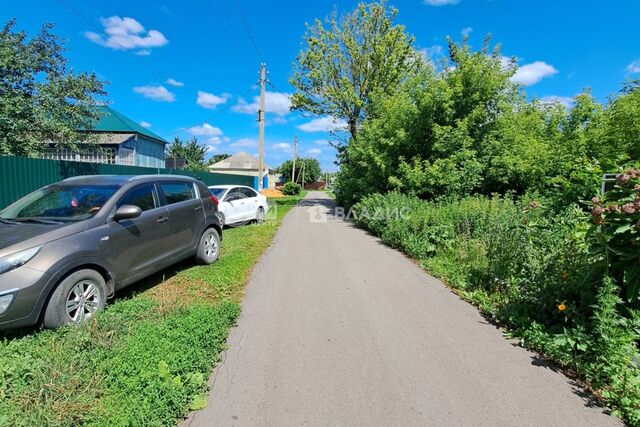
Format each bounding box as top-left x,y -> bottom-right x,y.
157,181 -> 197,206
116,183 -> 161,213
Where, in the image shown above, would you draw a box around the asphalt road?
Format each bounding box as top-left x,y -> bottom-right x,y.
184,191 -> 619,427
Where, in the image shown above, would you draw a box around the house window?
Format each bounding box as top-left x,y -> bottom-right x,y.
43,147 -> 116,164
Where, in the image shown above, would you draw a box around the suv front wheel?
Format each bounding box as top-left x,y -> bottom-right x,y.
43,269 -> 107,329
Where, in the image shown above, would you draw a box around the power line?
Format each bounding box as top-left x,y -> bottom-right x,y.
204,0 -> 254,63
233,0 -> 263,60
161,85 -> 258,138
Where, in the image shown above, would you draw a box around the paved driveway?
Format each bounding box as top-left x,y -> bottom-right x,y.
184,191 -> 619,426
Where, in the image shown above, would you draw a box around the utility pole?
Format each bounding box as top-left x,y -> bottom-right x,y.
258,63 -> 266,191
292,135 -> 298,184
301,160 -> 306,190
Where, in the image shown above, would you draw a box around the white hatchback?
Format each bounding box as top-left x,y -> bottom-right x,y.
208,185 -> 268,227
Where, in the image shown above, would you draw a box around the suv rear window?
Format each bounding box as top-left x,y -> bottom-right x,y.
159,182 -> 195,205
118,184 -> 158,211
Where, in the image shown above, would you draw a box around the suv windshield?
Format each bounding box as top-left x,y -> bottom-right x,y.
0,184 -> 120,222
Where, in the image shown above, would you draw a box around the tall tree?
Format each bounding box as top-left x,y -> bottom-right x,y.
278,157 -> 321,184
289,1 -> 422,141
166,137 -> 209,171
209,153 -> 231,164
0,20 -> 106,157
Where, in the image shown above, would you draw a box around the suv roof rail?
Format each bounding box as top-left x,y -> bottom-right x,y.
63,175 -> 116,182
130,174 -> 194,181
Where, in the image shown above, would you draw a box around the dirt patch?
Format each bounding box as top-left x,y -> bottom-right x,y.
261,188 -> 284,198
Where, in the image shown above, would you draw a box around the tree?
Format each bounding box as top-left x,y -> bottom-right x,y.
289,1 -> 422,141
0,20 -> 106,157
278,157 -> 321,184
209,153 -> 231,164
166,137 -> 208,171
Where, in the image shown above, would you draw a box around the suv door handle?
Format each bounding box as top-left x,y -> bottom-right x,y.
194,206 -> 202,211
157,216 -> 169,224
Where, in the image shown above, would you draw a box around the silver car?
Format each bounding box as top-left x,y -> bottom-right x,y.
0,175 -> 222,330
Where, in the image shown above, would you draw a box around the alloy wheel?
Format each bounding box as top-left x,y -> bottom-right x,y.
66,280 -> 101,323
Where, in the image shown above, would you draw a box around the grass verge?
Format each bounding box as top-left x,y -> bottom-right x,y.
0,197 -> 300,426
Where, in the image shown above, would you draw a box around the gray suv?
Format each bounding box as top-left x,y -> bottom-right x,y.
0,175 -> 222,330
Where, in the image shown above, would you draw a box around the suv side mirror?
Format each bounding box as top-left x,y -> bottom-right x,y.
113,205 -> 142,221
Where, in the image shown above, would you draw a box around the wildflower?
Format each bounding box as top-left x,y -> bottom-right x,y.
591,196 -> 600,205
592,206 -> 604,216
634,184 -> 640,192
635,197 -> 640,209
622,203 -> 636,215
529,200 -> 539,209
617,174 -> 631,185
557,303 -> 567,312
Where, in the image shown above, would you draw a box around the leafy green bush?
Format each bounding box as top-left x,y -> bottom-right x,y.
352,191 -> 640,423
282,182 -> 302,195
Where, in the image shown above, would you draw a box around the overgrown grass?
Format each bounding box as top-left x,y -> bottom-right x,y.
353,192 -> 640,425
0,200 -> 298,426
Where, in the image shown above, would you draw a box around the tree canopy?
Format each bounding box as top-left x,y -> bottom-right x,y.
290,1 -> 422,141
335,37 -> 640,208
166,137 -> 209,172
278,157 -> 321,184
0,20 -> 106,157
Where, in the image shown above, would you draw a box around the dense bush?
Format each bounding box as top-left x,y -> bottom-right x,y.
335,39 -> 640,209
282,182 -> 302,195
353,191 -> 640,423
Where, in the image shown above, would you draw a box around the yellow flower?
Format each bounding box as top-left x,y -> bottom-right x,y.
557,303 -> 567,312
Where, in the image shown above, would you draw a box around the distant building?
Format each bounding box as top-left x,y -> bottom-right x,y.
208,152 -> 277,189
44,105 -> 167,167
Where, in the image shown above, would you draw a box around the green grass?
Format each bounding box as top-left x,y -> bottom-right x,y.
0,202 -> 297,426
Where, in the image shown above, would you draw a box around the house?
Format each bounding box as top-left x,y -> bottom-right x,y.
44,105 -> 167,168
208,152 -> 277,189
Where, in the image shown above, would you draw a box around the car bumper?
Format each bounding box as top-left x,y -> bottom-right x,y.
0,266 -> 49,330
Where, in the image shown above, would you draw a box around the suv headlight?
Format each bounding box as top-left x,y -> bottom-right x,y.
0,246 -> 41,275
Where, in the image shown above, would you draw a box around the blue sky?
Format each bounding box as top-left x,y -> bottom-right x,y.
2,0 -> 639,171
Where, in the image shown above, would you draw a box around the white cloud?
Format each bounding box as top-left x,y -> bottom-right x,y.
419,44 -> 444,61
132,85 -> 175,102
540,96 -> 574,108
232,91 -> 291,116
306,148 -> 322,157
134,49 -> 151,56
139,121 -> 151,128
298,116 -> 347,133
512,61 -> 558,86
85,16 -> 168,52
314,139 -> 329,145
230,138 -> 257,148
207,136 -> 230,145
423,0 -> 460,6
461,27 -> 473,37
187,123 -> 223,137
166,78 -> 184,87
271,142 -> 291,152
196,91 -> 230,109
627,59 -> 640,74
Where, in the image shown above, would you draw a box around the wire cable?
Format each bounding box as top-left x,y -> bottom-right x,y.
233,0 -> 263,60
161,85 -> 258,138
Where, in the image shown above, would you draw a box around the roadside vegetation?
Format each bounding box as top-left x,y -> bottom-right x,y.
0,198 -> 300,426
289,1 -> 640,423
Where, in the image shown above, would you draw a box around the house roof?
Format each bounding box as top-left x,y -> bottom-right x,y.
209,152 -> 273,171
89,105 -> 168,144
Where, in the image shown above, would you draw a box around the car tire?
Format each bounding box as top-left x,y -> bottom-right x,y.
43,269 -> 107,329
255,207 -> 265,224
196,228 -> 220,265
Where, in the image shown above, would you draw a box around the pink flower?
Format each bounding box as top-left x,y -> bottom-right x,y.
592,206 -> 604,216
622,203 -> 636,215
608,204 -> 621,214
617,174 -> 631,185
591,196 -> 601,205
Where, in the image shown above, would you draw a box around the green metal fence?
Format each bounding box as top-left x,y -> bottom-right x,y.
0,156 -> 255,209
